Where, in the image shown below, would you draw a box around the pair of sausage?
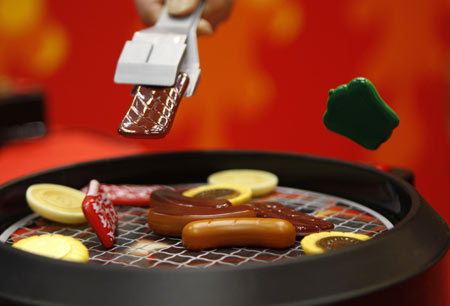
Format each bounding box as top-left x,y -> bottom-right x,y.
148,189 -> 296,250
148,204 -> 256,237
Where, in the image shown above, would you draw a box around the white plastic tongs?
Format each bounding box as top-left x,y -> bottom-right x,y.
114,1 -> 204,97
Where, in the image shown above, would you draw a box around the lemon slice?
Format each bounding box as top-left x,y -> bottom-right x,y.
13,235 -> 71,259
26,183 -> 87,224
207,169 -> 278,197
182,183 -> 252,205
12,234 -> 89,263
58,235 -> 90,262
301,231 -> 371,255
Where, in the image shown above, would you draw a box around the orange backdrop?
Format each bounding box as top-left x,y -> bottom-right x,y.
0,1 -> 449,222
0,0 -> 449,301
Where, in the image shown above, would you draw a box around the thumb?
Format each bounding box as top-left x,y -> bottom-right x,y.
167,0 -> 200,16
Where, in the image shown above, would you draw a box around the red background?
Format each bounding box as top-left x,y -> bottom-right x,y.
2,0 -> 447,222
0,0 -> 449,303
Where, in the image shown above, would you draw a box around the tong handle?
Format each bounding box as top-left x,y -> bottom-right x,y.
115,1 -> 204,97
157,1 -> 204,97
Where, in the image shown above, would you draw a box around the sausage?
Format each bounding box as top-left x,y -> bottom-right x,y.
251,201 -> 334,235
148,205 -> 256,237
150,188 -> 231,209
182,218 -> 296,250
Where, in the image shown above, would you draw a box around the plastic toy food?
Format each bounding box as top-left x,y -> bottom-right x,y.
182,184 -> 252,205
323,77 -> 399,150
118,73 -> 189,138
150,188 -> 231,209
207,169 -> 278,197
26,183 -> 87,224
251,201 -> 334,235
148,204 -> 256,237
301,231 -> 371,255
182,218 -> 296,250
82,180 -> 118,248
12,234 -> 89,263
81,183 -> 172,206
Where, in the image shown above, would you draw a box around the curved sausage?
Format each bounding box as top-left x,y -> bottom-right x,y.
148,205 -> 256,237
150,188 -> 231,209
182,218 -> 296,250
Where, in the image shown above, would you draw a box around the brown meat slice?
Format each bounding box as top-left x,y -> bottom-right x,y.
118,73 -> 189,138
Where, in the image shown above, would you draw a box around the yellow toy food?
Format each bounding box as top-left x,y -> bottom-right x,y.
207,169 -> 278,197
26,183 -> 86,224
12,234 -> 89,263
182,184 -> 252,205
301,231 -> 371,255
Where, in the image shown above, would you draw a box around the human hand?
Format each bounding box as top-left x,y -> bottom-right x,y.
134,0 -> 234,35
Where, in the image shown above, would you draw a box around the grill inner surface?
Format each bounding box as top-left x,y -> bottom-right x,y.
2,186 -> 392,269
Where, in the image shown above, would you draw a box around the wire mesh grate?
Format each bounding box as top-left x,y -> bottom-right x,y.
2,186 -> 393,269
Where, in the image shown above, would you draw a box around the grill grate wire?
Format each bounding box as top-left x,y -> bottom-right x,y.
2,186 -> 392,269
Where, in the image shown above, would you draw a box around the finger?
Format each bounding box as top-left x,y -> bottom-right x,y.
167,0 -> 201,16
202,0 -> 234,30
197,18 -> 214,35
134,0 -> 164,26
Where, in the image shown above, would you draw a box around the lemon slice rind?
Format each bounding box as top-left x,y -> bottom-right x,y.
12,234 -> 89,262
26,184 -> 86,224
301,231 -> 371,255
207,169 -> 278,197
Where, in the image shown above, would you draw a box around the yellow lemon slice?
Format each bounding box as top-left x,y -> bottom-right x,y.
58,235 -> 90,262
26,183 -> 86,224
301,231 -> 371,255
207,169 -> 278,197
13,235 -> 71,259
182,183 -> 252,205
12,234 -> 89,263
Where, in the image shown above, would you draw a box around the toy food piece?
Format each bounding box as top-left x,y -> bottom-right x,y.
182,218 -> 296,250
182,184 -> 252,205
150,188 -> 231,209
118,73 -> 189,138
82,180 -> 118,248
12,234 -> 89,263
26,183 -> 86,224
127,240 -> 170,256
148,204 -> 256,237
207,169 -> 278,197
323,77 -> 399,150
251,201 -> 334,235
301,231 -> 371,255
81,183 -> 172,206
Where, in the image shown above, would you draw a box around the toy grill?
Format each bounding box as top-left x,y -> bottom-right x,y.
0,151 -> 448,306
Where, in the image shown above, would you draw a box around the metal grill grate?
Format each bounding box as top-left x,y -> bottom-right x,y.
2,186 -> 393,269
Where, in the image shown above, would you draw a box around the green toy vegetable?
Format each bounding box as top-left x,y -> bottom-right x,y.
323,77 -> 399,150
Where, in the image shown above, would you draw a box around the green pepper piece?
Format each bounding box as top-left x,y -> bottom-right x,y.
323,77 -> 399,150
